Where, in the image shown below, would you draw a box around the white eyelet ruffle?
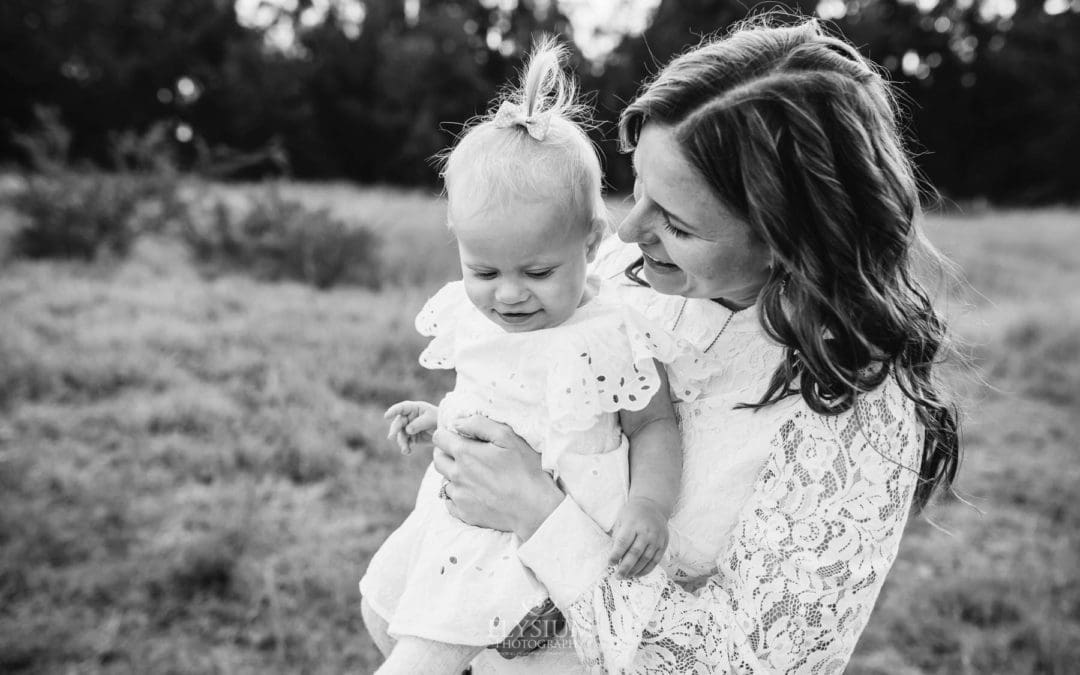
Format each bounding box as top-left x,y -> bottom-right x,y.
415,281 -> 711,406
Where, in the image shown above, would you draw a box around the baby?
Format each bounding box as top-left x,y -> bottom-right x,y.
359,38 -> 702,674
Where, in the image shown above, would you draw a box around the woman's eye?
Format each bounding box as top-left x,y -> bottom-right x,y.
663,219 -> 689,239
526,269 -> 554,279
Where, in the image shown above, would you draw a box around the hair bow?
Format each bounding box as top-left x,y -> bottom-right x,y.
492,100 -> 552,141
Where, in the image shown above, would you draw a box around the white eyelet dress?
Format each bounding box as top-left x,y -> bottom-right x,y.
359,279 -> 706,647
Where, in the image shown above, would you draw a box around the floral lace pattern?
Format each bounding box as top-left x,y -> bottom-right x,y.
565,379 -> 921,674
549,238 -> 924,673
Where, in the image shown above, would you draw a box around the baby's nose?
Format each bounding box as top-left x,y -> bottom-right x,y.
495,281 -> 529,304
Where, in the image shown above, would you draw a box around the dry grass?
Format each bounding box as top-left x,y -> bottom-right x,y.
0,184 -> 1077,674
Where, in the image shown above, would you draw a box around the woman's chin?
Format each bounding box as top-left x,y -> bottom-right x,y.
643,264 -> 685,295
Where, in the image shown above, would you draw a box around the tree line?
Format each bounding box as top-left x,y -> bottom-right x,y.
2,0 -> 1077,203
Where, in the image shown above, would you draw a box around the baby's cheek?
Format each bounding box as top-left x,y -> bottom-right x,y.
460,279 -> 489,310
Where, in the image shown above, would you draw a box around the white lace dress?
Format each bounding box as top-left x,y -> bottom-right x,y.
467,239 -> 924,673
359,280 -> 703,646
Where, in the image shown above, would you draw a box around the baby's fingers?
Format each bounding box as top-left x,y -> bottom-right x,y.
609,527 -> 636,567
395,429 -> 412,455
616,537 -> 649,578
385,401 -> 426,420
629,545 -> 660,578
384,402 -> 411,420
386,414 -> 403,439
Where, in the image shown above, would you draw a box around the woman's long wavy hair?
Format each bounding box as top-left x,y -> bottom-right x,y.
620,17 -> 959,512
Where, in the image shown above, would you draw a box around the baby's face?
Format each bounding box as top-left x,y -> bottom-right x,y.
453,201 -> 598,333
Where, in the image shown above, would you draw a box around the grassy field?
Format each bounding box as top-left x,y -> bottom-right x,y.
1,183 -> 1077,674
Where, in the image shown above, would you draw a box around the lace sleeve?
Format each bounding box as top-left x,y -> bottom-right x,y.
562,384 -> 922,673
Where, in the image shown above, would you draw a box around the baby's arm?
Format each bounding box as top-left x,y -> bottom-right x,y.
384,400 -> 439,455
610,362 -> 682,578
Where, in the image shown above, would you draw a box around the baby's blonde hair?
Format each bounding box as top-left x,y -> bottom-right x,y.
439,36 -> 607,237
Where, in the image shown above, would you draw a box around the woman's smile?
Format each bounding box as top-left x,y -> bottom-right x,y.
640,248 -> 680,272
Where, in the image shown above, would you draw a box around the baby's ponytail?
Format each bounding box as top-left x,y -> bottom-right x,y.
439,36 -> 606,232
489,37 -> 589,143
520,37 -> 574,123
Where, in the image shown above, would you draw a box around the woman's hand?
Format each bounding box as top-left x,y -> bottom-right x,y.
432,415 -> 564,540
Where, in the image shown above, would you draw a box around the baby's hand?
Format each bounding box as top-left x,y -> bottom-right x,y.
384,401 -> 439,455
609,497 -> 670,578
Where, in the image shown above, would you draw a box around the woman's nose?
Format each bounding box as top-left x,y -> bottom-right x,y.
617,201 -> 657,244
494,280 -> 529,304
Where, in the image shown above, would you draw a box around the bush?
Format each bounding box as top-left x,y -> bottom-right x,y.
182,189 -> 381,289
5,108 -> 187,261
9,171 -> 185,261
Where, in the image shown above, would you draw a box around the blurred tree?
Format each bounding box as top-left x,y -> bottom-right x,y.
207,0 -> 578,181
829,0 -> 1080,202
0,0 -> 1076,202
0,0 -> 262,166
346,0 -> 577,182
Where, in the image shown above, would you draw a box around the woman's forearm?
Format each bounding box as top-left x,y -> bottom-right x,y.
513,475 -> 566,541
517,497 -> 615,607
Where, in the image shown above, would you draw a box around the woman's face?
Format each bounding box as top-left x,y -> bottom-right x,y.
618,123 -> 772,306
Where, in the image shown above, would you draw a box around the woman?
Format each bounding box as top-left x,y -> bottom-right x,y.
378,17 -> 960,673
